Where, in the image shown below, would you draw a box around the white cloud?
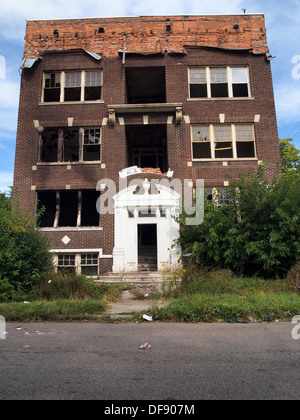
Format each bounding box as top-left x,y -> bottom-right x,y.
0,172 -> 14,193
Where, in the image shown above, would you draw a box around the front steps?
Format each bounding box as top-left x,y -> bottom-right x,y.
95,271 -> 165,285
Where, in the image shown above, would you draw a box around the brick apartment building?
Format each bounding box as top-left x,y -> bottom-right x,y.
14,14 -> 281,277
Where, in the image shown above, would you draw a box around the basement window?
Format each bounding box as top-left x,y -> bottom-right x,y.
81,254 -> 99,276
40,129 -> 58,162
83,128 -> 101,161
44,73 -> 61,102
57,254 -> 76,274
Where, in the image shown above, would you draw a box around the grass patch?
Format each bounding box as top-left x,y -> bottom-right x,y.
0,299 -> 107,322
150,292 -> 300,323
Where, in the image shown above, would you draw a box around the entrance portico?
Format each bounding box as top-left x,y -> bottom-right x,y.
112,179 -> 181,273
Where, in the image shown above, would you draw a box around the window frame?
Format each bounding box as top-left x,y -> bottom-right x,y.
42,70 -> 103,104
188,66 -> 251,99
191,124 -> 257,161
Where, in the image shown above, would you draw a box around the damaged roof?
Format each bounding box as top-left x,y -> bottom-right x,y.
23,14 -> 269,59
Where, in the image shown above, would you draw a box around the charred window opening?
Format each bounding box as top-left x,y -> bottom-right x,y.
81,190 -> 100,227
126,67 -> 166,104
44,73 -> 61,102
59,191 -> 78,227
83,128 -> 101,161
40,129 -> 58,162
64,72 -> 81,101
85,71 -> 102,101
63,129 -> 79,162
37,191 -> 57,227
126,125 -> 168,172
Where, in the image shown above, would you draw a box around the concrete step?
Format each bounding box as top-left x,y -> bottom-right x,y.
95,271 -> 165,284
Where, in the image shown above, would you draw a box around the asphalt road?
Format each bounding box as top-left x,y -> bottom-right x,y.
0,322 -> 299,401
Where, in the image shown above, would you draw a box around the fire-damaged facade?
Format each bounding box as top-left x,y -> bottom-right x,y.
14,14 -> 281,276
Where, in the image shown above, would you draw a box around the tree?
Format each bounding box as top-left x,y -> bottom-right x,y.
279,138 -> 300,175
178,165 -> 300,278
0,192 -> 53,301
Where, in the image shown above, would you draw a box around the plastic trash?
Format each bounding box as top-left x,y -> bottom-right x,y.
263,316 -> 273,323
227,318 -> 247,324
139,342 -> 152,350
142,314 -> 153,322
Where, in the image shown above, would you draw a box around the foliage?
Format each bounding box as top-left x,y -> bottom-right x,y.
0,192 -> 53,302
279,138 -> 300,175
177,164 -> 300,277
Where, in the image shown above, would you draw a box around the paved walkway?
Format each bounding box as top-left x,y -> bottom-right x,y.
105,289 -> 167,317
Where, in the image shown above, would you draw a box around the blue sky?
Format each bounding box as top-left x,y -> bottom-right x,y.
0,0 -> 299,193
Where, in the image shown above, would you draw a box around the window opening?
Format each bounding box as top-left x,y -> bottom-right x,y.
81,190 -> 100,227
192,126 -> 211,159
57,254 -> 76,274
83,128 -> 101,161
81,253 -> 99,276
63,129 -> 79,162
189,68 -> 207,98
210,68 -> 228,98
214,125 -> 233,158
59,191 -> 78,227
235,125 -> 255,158
37,191 -> 57,227
64,72 -> 81,101
40,129 -> 58,162
44,73 -> 61,102
231,68 -> 249,97
126,67 -> 166,104
85,71 -> 102,101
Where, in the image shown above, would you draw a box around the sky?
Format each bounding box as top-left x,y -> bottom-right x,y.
0,0 -> 300,193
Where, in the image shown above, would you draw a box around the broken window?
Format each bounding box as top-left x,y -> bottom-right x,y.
192,126 -> 211,159
42,70 -> 102,103
126,67 -> 166,104
189,68 -> 207,98
235,125 -> 256,158
214,125 -> 233,158
37,191 -> 57,227
81,254 -> 99,276
231,68 -> 249,98
63,129 -> 79,162
64,72 -> 81,101
44,73 -> 61,102
216,189 -> 235,206
85,71 -> 102,101
83,128 -> 101,161
40,129 -> 59,162
81,190 -> 100,227
210,68 -> 228,98
57,254 -> 76,274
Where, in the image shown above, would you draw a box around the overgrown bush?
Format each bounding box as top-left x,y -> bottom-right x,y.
178,165 -> 300,278
0,192 -> 53,302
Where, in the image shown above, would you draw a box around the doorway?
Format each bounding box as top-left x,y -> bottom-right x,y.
138,224 -> 157,271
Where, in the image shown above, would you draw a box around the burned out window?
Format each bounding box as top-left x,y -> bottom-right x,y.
85,71 -> 102,101
37,191 -> 57,227
81,190 -> 100,227
44,73 -> 61,102
37,190 -> 100,228
59,191 -> 78,227
235,125 -> 256,158
192,126 -> 211,159
83,128 -> 101,161
214,125 -> 233,159
40,129 -> 58,162
63,130 -> 79,162
81,254 -> 99,276
64,72 -> 81,101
